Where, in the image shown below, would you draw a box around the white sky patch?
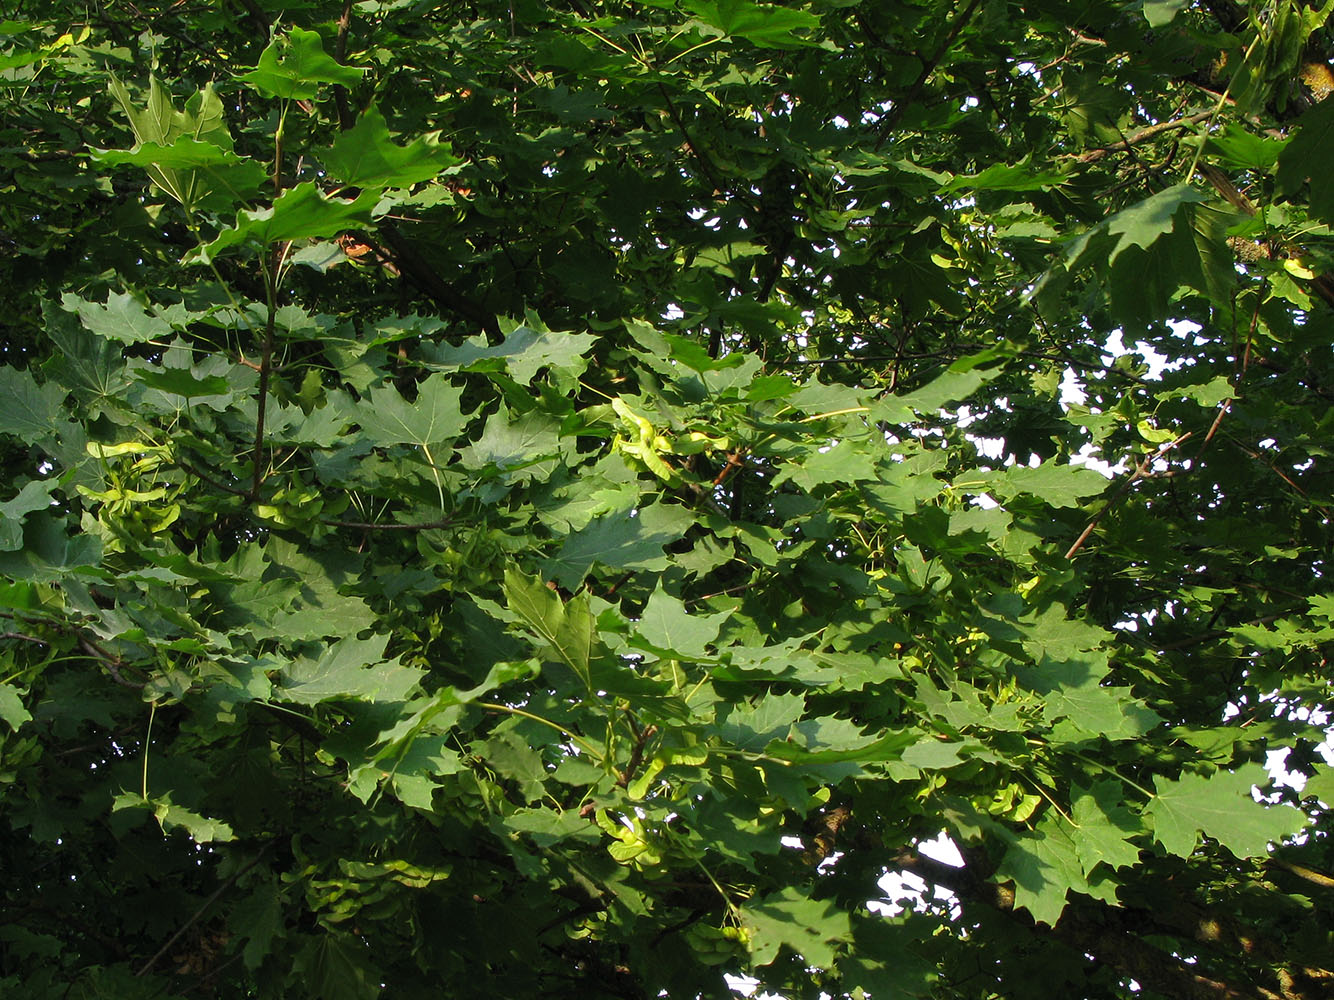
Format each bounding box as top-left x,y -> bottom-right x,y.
871,832 -> 964,918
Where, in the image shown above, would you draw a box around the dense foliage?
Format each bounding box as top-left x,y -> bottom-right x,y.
1,1 -> 1332,997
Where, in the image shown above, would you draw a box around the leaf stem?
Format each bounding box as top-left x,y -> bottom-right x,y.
141,700 -> 157,801
1068,750 -> 1155,800
475,701 -> 603,760
250,254 -> 278,503
421,442 -> 446,512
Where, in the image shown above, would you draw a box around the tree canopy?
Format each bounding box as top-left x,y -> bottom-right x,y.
1,1 -> 1332,998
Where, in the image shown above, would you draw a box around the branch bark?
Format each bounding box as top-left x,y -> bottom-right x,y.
1076,111 -> 1214,164
375,221 -> 501,339
890,850 -> 1314,1000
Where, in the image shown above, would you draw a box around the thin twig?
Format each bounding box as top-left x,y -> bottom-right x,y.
249,253 -> 280,503
657,83 -> 726,196
80,637 -> 145,689
1153,612 -> 1291,652
1076,112 -> 1214,164
874,0 -> 983,151
333,0 -> 355,131
177,459 -> 250,498
1065,433 -> 1192,559
1,631 -> 48,645
617,721 -> 659,788
1270,858 -> 1334,890
321,517 -> 461,531
136,846 -> 271,978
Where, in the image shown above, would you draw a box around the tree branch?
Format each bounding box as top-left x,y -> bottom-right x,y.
616,718 -> 658,788
657,83 -> 726,197
321,516 -> 462,531
333,0 -> 355,131
136,845 -> 271,979
874,0 -> 983,150
249,256 -> 279,503
375,221 -> 501,339
890,850 -> 1292,1000
1065,433 -> 1192,559
1076,111 -> 1214,164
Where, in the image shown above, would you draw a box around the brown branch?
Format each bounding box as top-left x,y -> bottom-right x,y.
321,516 -> 461,531
177,459 -> 250,498
333,0 -> 355,131
1200,0 -> 1246,33
712,452 -> 745,487
79,637 -> 144,689
1065,433 -> 1192,559
616,719 -> 659,788
1076,111 -> 1214,164
657,83 -> 726,197
1195,165 -> 1334,310
1151,611 -> 1293,652
1270,858 -> 1334,891
890,850 -> 1290,1000
803,805 -> 851,865
874,0 -> 984,151
1,631 -> 48,645
249,260 -> 279,503
375,221 -> 500,338
230,0 -> 269,39
770,348 -> 1144,379
136,845 -> 271,979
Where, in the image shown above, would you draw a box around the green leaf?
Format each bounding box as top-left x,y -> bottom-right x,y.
458,405 -> 565,482
292,933 -> 380,1000
632,582 -> 728,658
0,481 -> 53,552
111,793 -> 236,843
1070,781 -> 1143,874
682,0 -> 825,49
1016,654 -> 1161,739
1157,375 -> 1233,408
236,28 -> 366,100
942,161 -> 1067,194
108,77 -> 232,150
43,303 -> 134,409
194,183 -> 382,263
1303,768 -> 1334,806
996,819 -> 1083,925
1142,0 -> 1187,27
977,462 -> 1109,508
1148,764 -> 1310,858
321,105 -> 462,188
61,291 -> 173,345
741,886 -> 851,967
278,635 -> 426,704
503,567 -> 593,690
1277,97 -> 1334,220
230,884 -> 285,970
872,360 -> 999,423
386,734 -> 464,809
92,136 -> 267,210
718,691 -> 804,751
0,368 -> 66,441
133,368 -> 233,398
1104,184 -> 1209,264
0,684 -> 32,730
545,503 -> 694,587
105,78 -> 250,210
0,514 -> 101,582
659,331 -> 747,372
1206,124 -> 1285,171
356,373 -> 468,447
422,319 -> 598,383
